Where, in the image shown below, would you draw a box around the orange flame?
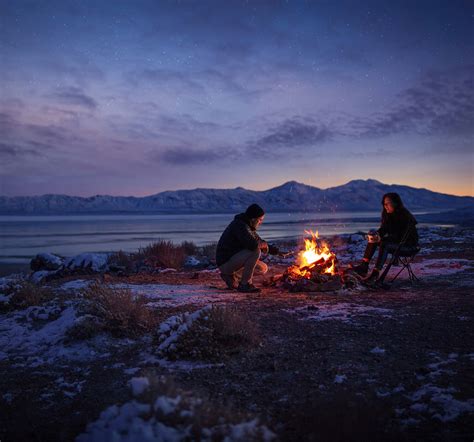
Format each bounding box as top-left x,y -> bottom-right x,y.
294,230 -> 337,276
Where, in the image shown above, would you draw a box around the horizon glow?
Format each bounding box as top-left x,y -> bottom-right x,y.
0,0 -> 473,197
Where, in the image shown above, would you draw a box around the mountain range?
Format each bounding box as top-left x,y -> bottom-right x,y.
0,179 -> 472,215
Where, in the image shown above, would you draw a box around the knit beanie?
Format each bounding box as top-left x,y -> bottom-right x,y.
245,203 -> 265,218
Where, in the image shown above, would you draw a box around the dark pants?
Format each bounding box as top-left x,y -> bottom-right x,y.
363,240 -> 418,270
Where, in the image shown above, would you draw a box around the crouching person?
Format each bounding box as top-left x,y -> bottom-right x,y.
216,204 -> 277,293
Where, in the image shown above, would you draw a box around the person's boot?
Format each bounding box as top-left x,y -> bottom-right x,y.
220,273 -> 237,290
351,260 -> 369,277
363,268 -> 380,283
237,283 -> 261,293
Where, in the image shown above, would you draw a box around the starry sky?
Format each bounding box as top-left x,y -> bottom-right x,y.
1,0 -> 473,197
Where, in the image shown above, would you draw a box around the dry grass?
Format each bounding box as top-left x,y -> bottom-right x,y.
200,242 -> 217,261
79,281 -> 158,338
167,305 -> 261,361
136,240 -> 186,269
1,281 -> 55,311
108,250 -> 135,272
181,241 -> 198,256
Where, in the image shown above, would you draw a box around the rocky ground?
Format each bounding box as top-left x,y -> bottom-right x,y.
0,225 -> 473,441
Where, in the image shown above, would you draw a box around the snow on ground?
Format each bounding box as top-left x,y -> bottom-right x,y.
58,279 -> 92,290
129,377 -> 150,396
373,352 -> 474,426
156,306 -> 211,354
114,283 -> 241,307
0,301 -> 134,367
410,259 -> 471,277
76,385 -> 276,442
284,302 -> 393,323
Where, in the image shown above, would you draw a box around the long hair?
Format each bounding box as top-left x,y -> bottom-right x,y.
381,192 -> 405,222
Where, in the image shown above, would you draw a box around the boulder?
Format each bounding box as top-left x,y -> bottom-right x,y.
64,253 -> 110,272
30,253 -> 64,271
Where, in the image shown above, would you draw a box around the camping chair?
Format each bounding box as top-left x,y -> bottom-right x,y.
377,224 -> 420,286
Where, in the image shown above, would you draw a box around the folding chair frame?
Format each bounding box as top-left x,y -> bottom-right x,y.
388,254 -> 419,283
377,224 -> 420,286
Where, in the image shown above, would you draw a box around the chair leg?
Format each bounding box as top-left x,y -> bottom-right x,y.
389,266 -> 405,283
389,260 -> 419,284
407,264 -> 419,282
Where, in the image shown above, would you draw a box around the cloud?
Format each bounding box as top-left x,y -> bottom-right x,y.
49,86 -> 98,110
0,110 -> 83,156
157,146 -> 238,165
252,117 -> 334,151
349,65 -> 474,138
0,143 -> 41,159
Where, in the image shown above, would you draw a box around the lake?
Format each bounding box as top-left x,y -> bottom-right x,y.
0,211 -> 433,264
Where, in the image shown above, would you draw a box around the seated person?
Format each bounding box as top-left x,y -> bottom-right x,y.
352,192 -> 419,281
216,203 -> 278,293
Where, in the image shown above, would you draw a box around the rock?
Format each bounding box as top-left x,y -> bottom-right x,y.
30,270 -> 55,283
184,256 -> 201,267
30,253 -> 64,271
349,233 -> 365,244
64,253 -> 110,272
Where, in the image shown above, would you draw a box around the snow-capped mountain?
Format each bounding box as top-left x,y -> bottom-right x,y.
0,179 -> 472,214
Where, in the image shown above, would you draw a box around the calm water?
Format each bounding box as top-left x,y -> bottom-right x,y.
0,211 -> 432,264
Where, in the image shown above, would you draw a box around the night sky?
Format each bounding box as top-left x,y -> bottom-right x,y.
1,0 -> 472,197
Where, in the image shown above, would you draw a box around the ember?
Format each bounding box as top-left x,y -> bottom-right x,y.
283,230 -> 342,292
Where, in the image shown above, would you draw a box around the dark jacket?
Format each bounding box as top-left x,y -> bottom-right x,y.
216,213 -> 265,266
378,208 -> 419,246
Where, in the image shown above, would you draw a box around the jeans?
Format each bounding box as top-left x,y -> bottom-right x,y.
363,240 -> 418,270
219,249 -> 268,284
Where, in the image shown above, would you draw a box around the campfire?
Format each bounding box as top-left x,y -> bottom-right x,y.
281,230 -> 343,292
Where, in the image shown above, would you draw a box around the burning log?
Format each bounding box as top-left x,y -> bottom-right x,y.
280,230 -> 342,292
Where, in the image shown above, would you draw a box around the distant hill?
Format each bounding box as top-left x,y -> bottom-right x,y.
0,179 -> 472,215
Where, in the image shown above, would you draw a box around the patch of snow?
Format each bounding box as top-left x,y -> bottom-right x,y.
285,303 -> 393,323
0,306 -> 77,358
114,283 -> 239,307
370,346 -> 386,355
225,418 -> 276,442
334,374 -> 347,384
59,279 -> 91,291
129,377 -> 150,396
77,396 -> 275,442
408,384 -> 474,422
0,303 -> 135,366
124,367 -> 141,375
0,293 -> 11,303
154,395 -> 182,415
30,270 -> 59,283
156,306 -> 211,354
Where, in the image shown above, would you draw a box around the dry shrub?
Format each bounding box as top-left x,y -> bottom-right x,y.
2,281 -> 55,310
200,242 -> 217,261
136,240 -> 185,269
108,250 -> 135,271
80,281 -> 158,337
181,241 -> 198,256
168,305 -> 260,361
